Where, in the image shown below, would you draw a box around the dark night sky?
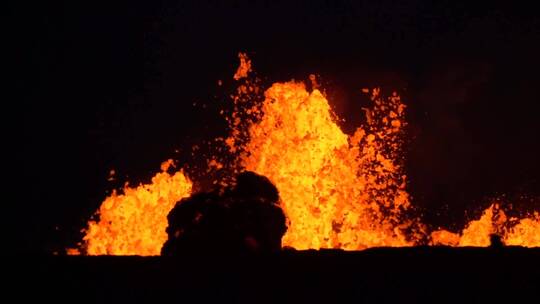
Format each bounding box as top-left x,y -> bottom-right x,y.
17,1 -> 540,253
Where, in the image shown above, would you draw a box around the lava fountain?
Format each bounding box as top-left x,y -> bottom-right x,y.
431,204 -> 540,247
82,160 -> 192,255
77,53 -> 539,255
239,82 -> 417,249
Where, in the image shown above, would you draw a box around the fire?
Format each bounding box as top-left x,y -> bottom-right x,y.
431,204 -> 540,247
82,160 -> 192,255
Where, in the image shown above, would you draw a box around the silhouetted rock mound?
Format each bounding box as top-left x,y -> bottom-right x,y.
489,233 -> 504,249
161,171 -> 287,255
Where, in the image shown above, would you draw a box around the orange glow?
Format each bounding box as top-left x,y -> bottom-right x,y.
233,52 -> 252,80
431,204 -> 540,247
505,213 -> 540,247
239,82 -> 418,249
82,160 -> 192,255
76,53 -> 539,255
458,204 -> 506,246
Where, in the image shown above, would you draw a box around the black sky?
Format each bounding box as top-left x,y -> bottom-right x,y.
18,1 -> 540,253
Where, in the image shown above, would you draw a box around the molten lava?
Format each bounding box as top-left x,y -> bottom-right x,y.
233,52 -> 252,80
83,160 -> 192,255
431,204 -> 540,247
77,53 -> 539,255
240,82 -> 416,249
505,214 -> 540,247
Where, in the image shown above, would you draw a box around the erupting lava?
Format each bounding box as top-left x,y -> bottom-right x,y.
239,82 -> 417,249
431,204 -> 540,247
83,160 -> 192,255
78,53 -> 539,255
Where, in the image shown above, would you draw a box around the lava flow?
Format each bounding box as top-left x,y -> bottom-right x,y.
78,53 -> 539,255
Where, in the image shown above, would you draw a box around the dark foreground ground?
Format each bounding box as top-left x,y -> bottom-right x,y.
11,247 -> 540,303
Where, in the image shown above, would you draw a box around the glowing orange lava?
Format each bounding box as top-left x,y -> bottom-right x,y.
505,213 -> 540,247
431,204 -> 540,247
77,53 -> 539,255
82,160 -> 192,255
233,52 -> 252,80
240,82 -> 418,249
